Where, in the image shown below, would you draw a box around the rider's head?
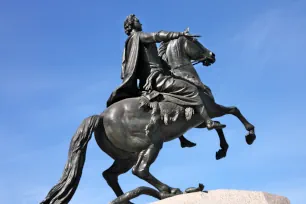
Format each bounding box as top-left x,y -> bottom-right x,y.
124,14 -> 142,36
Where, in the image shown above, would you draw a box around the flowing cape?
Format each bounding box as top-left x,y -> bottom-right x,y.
106,32 -> 141,107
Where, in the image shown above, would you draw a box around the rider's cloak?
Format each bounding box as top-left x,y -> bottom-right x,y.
106,32 -> 141,107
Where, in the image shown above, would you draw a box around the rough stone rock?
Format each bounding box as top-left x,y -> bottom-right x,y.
151,189 -> 290,204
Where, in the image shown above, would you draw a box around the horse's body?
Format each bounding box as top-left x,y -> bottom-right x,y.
99,97 -> 203,154
41,35 -> 256,204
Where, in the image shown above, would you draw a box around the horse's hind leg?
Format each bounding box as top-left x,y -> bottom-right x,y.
215,104 -> 256,145
179,135 -> 197,148
132,142 -> 182,196
103,159 -> 134,203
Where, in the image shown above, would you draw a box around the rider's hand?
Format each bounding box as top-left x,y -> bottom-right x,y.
180,30 -> 201,38
143,78 -> 152,91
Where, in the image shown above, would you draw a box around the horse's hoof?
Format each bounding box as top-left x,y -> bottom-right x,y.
185,183 -> 205,193
216,149 -> 227,160
181,141 -> 197,148
160,192 -> 174,200
118,201 -> 134,204
245,133 -> 256,145
170,188 -> 183,195
198,183 -> 204,191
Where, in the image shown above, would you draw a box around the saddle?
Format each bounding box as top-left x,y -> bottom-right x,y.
139,91 -> 195,137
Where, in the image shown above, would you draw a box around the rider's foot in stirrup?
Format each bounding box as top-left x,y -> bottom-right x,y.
206,120 -> 226,130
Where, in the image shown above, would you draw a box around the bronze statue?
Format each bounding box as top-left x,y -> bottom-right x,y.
40,14 -> 256,204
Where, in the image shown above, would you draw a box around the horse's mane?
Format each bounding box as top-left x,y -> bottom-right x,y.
158,41 -> 171,72
158,41 -> 170,62
158,36 -> 189,62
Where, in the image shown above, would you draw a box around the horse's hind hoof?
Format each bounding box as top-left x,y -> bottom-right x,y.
245,133 -> 256,145
181,141 -> 197,148
216,149 -> 227,160
170,188 -> 183,195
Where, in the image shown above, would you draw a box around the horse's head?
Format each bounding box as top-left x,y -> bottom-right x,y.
185,36 -> 216,66
159,32 -> 216,68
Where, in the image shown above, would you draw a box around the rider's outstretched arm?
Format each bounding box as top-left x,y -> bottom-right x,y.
139,31 -> 184,44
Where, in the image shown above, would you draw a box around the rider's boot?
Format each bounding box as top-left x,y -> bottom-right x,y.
197,105 -> 226,130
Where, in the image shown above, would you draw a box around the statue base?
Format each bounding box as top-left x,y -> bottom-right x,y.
150,189 -> 290,204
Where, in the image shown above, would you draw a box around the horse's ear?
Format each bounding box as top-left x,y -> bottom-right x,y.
184,27 -> 190,33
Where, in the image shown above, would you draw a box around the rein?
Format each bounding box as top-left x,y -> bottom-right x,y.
191,56 -> 208,66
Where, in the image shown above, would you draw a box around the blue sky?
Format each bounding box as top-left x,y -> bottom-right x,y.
1,0 -> 306,203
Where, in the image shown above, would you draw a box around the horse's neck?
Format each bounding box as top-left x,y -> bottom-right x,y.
166,38 -> 201,80
166,39 -> 190,68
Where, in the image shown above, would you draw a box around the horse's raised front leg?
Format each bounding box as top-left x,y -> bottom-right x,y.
216,104 -> 256,145
215,128 -> 229,160
195,122 -> 229,160
132,142 -> 182,196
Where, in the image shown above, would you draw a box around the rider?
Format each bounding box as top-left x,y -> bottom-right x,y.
107,14 -> 225,132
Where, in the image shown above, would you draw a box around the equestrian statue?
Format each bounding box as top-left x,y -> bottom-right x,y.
40,14 -> 256,204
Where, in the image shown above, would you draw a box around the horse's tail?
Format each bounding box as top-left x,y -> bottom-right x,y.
40,115 -> 102,204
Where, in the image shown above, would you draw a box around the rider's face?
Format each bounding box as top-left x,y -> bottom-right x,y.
133,18 -> 142,31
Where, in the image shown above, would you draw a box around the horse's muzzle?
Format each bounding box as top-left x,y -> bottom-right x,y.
203,55 -> 216,66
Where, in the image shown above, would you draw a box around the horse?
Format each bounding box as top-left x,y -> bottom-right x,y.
40,35 -> 256,204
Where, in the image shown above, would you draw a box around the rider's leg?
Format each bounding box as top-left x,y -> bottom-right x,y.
154,74 -> 225,130
196,105 -> 226,130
